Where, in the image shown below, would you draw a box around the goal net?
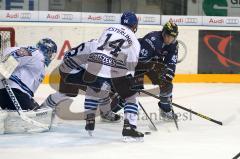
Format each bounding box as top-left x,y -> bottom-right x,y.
0,27 -> 15,53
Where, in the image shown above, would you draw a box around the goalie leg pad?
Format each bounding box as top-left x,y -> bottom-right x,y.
4,107 -> 53,134
0,110 -> 7,134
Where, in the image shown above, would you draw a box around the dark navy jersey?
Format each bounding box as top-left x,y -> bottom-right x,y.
137,31 -> 178,75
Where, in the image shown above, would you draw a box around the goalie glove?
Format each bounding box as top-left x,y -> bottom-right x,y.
0,55 -> 19,79
0,51 -> 14,62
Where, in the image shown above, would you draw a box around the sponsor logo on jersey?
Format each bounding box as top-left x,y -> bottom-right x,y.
145,38 -> 155,50
88,53 -> 126,69
16,48 -> 31,57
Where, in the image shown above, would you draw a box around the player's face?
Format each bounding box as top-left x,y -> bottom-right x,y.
131,24 -> 138,33
163,34 -> 175,45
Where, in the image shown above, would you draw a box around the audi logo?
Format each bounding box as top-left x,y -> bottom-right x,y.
103,15 -> 116,21
20,13 -> 31,19
62,14 -> 74,20
143,17 -> 156,23
225,18 -> 239,24
184,18 -> 198,23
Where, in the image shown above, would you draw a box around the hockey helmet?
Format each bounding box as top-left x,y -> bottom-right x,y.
162,21 -> 179,38
121,11 -> 138,32
36,38 -> 57,66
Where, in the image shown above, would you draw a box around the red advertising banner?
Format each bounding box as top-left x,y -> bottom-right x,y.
198,30 -> 240,73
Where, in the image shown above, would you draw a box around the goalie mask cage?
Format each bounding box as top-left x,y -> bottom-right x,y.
0,27 -> 15,53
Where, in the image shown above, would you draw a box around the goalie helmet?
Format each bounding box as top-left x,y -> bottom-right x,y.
162,21 -> 179,38
36,38 -> 57,66
121,11 -> 138,33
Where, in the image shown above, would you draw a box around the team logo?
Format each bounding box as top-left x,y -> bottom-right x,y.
151,37 -> 156,41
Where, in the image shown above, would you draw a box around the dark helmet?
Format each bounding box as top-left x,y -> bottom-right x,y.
36,38 -> 57,66
162,21 -> 179,38
121,11 -> 138,32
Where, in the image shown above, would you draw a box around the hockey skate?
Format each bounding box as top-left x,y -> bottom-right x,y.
85,113 -> 95,136
160,109 -> 178,121
122,119 -> 144,142
100,111 -> 121,123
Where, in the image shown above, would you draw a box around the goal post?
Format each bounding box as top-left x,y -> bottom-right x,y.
0,27 -> 15,53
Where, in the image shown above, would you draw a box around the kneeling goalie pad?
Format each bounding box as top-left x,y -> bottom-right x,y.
0,110 -> 8,134
4,107 -> 53,134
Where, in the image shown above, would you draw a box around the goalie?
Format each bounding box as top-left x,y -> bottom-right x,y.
0,38 -> 57,134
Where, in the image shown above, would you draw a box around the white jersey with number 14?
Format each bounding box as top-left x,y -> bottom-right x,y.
87,24 -> 140,78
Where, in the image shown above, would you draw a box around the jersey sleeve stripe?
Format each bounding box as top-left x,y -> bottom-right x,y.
9,75 -> 34,97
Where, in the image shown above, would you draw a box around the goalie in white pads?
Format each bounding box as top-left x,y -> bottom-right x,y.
0,38 -> 57,134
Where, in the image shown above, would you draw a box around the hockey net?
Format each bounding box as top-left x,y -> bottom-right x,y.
0,27 -> 15,54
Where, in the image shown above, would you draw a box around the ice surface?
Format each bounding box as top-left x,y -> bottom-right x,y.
0,83 -> 240,159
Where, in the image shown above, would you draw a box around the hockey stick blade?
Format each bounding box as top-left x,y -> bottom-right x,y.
138,102 -> 158,131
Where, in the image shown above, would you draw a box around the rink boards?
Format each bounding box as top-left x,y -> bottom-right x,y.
0,22 -> 240,83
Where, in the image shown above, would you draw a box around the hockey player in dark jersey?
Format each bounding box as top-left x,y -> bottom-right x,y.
111,20 -> 179,121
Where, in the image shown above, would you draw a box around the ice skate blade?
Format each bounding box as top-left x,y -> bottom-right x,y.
122,136 -> 144,142
87,130 -> 94,137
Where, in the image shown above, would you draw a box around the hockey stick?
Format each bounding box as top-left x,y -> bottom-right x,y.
171,107 -> 179,130
1,79 -> 50,130
138,89 -> 223,126
138,101 -> 158,131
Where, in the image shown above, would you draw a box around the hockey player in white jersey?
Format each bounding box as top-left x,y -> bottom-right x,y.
42,39 -> 121,122
81,11 -> 144,141
0,38 -> 57,133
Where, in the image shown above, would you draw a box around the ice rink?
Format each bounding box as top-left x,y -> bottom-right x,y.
0,83 -> 240,159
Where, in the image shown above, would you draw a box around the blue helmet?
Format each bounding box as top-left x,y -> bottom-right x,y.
121,11 -> 138,32
36,38 -> 57,66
